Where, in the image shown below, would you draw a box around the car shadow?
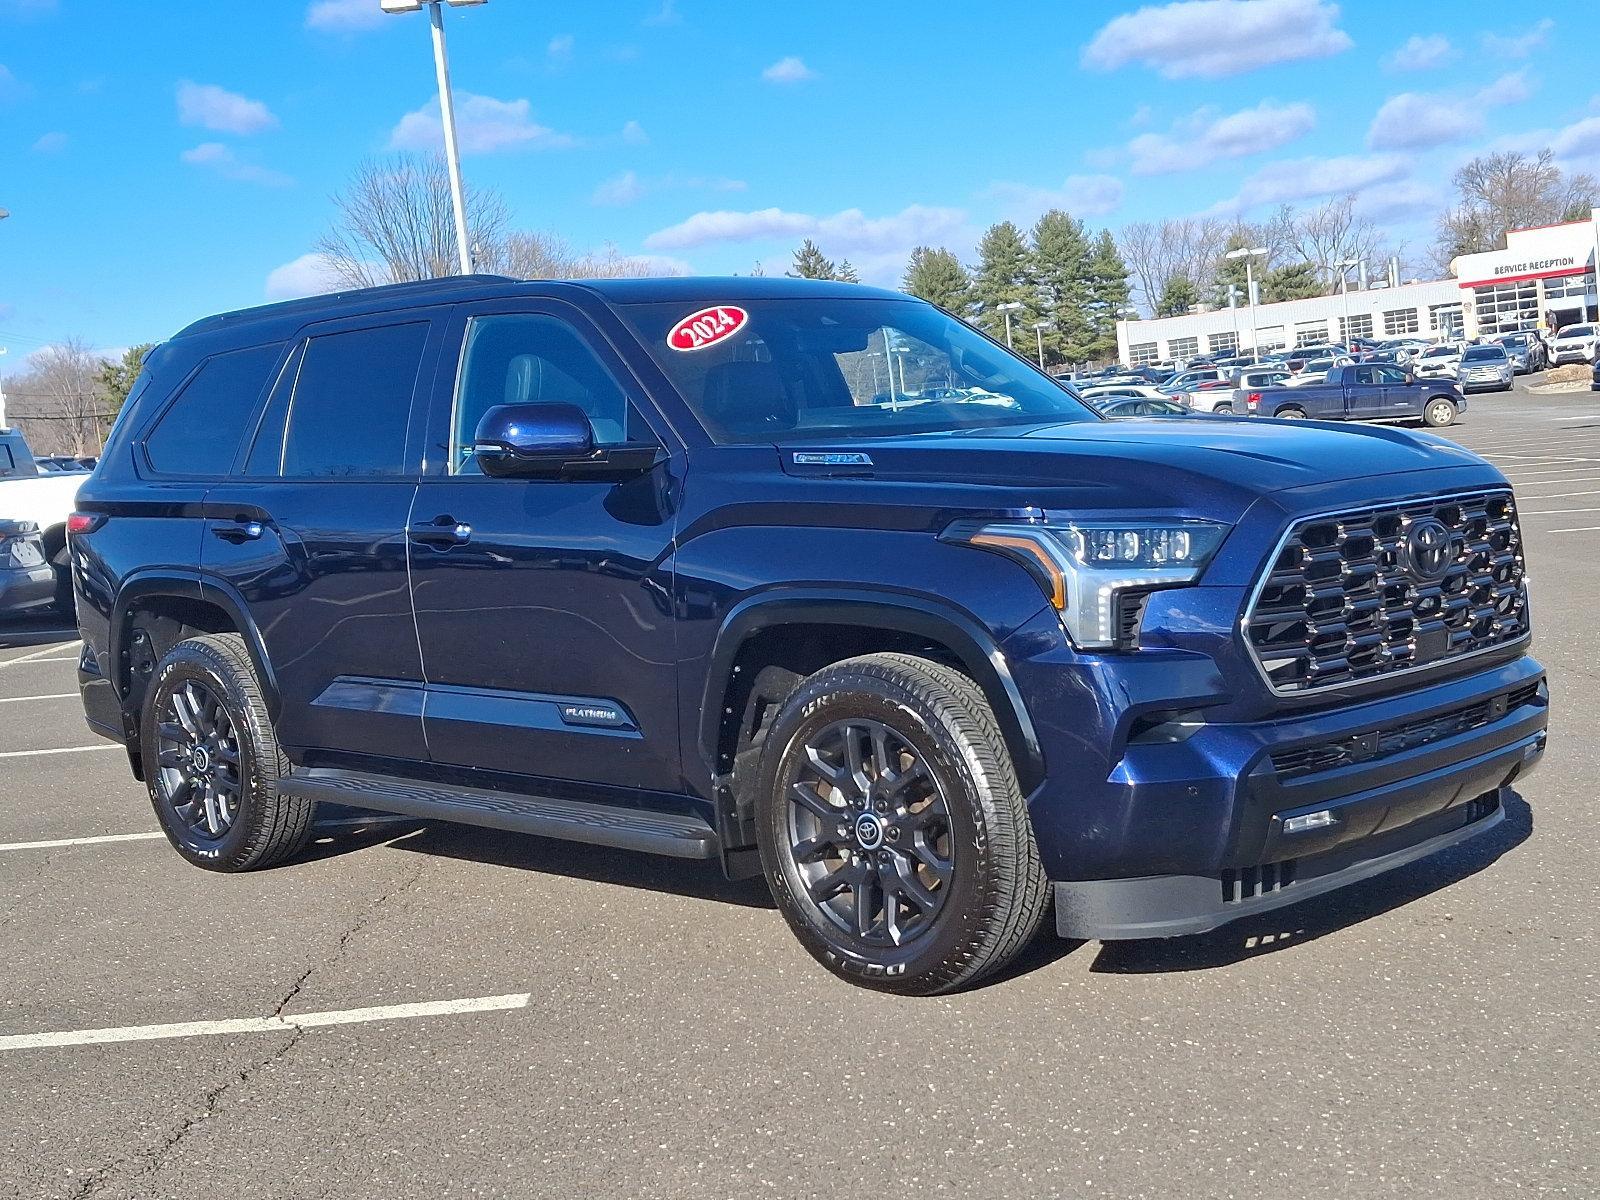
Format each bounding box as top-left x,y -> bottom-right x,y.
0,615 -> 79,649
1086,791 -> 1533,975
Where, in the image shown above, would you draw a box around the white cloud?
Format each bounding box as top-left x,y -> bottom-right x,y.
1367,72 -> 1533,151
621,119 -> 648,145
265,253 -> 345,301
176,81 -> 277,136
593,170 -> 646,206
761,56 -> 816,84
547,34 -> 574,60
643,0 -> 680,26
984,174 -> 1126,218
1481,18 -> 1553,59
0,63 -> 22,98
31,130 -> 67,153
644,204 -> 967,257
1209,153 -> 1410,214
1383,34 -> 1454,72
389,92 -> 576,155
1126,100 -> 1315,174
592,170 -> 747,206
305,0 -> 386,31
1081,0 -> 1351,80
1551,116 -> 1600,160
181,142 -> 294,187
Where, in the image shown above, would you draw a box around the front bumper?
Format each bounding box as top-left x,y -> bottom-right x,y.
0,561 -> 58,616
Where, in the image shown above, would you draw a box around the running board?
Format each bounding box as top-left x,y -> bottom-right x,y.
281,768 -> 720,860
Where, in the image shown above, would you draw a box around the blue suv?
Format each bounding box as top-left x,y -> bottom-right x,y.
71,276 -> 1547,993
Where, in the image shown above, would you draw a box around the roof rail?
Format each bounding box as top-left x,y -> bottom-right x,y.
173,274 -> 517,339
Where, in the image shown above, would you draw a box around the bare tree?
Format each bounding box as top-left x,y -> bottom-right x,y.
1433,150 -> 1599,270
1118,217 -> 1230,315
9,338 -> 111,456
315,154 -> 511,287
488,231 -> 680,280
1265,195 -> 1386,290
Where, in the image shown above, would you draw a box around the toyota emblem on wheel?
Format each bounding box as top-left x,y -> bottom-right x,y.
855,813 -> 885,850
1403,518 -> 1454,582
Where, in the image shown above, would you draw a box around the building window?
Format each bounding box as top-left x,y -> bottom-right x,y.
1340,313 -> 1373,341
1383,308 -> 1419,336
1207,331 -> 1237,355
1473,281 -> 1538,335
1545,271 -> 1596,302
1128,341 -> 1158,366
1429,303 -> 1464,336
1295,320 -> 1329,346
1255,326 -> 1287,350
1168,336 -> 1199,360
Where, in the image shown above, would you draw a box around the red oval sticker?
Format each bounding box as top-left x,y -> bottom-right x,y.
667,305 -> 748,352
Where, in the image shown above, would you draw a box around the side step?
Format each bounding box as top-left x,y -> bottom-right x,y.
281,768 -> 720,860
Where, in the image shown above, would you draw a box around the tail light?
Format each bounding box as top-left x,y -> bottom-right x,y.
67,512 -> 105,536
1247,392 -> 1262,410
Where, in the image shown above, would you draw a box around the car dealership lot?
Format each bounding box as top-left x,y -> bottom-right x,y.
2,382 -> 1596,1200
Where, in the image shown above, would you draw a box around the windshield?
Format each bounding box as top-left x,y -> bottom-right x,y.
1420,347 -> 1453,358
1560,326 -> 1593,338
1463,346 -> 1506,362
617,297 -> 1097,443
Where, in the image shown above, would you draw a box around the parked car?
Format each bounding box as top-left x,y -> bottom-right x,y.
1242,363 -> 1466,427
1222,367 -> 1292,414
1076,383 -> 1172,406
1490,332 -> 1546,374
1412,344 -> 1463,379
1550,324 -> 1598,365
1177,380 -> 1240,414
0,428 -> 86,613
1156,367 -> 1222,395
1457,344 -> 1514,393
0,518 -> 58,618
1284,355 -> 1354,386
1094,396 -> 1189,418
1593,358 -> 1600,391
71,275 -> 1545,995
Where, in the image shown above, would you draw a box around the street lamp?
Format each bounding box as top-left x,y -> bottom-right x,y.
995,301 -> 1024,349
0,348 -> 9,432
1030,320 -> 1054,369
381,0 -> 488,276
1334,257 -> 1361,345
1224,246 -> 1269,363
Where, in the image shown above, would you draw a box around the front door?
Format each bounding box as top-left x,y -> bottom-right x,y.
409,300 -> 683,795
1343,365 -> 1386,419
1372,363 -> 1419,420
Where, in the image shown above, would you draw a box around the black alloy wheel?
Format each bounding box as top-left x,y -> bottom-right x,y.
154,678 -> 243,841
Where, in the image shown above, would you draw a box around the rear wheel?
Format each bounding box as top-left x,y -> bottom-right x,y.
1275,406 -> 1307,420
1212,402 -> 1233,415
1423,397 -> 1458,427
754,653 -> 1050,995
141,634 -> 314,872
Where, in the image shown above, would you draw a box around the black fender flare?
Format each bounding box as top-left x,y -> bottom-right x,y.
698,588 -> 1046,792
109,569 -> 281,720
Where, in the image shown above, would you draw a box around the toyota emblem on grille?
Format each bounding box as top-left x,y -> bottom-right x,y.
1403,518 -> 1454,582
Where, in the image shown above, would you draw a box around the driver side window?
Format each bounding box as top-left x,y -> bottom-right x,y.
450,314 -> 654,475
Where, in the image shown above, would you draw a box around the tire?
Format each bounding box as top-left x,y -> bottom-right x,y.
140,633 -> 313,872
1275,406 -> 1307,420
49,541 -> 74,616
1423,397 -> 1458,428
753,653 -> 1050,995
1212,402 -> 1233,415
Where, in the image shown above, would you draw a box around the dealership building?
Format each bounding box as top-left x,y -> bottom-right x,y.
1115,211 -> 1600,366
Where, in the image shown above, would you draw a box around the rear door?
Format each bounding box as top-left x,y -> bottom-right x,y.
201,311 -> 447,764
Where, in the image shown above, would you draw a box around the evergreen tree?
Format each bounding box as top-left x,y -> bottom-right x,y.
1029,210 -> 1094,366
1156,275 -> 1199,317
969,221 -> 1037,347
836,259 -> 860,283
901,246 -> 971,312
1262,261 -> 1322,303
1212,232 -> 1257,308
788,239 -> 837,279
96,344 -> 154,414
1085,229 -> 1131,364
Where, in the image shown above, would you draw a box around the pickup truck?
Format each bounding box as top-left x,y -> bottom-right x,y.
1242,363 -> 1466,428
0,428 -> 87,612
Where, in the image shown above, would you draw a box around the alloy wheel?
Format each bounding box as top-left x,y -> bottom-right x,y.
784,718 -> 954,947
154,679 -> 243,840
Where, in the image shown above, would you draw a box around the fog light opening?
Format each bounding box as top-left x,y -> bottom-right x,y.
1283,810 -> 1338,835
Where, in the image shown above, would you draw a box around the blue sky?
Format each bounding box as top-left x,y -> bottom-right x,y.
2,0 -> 1597,359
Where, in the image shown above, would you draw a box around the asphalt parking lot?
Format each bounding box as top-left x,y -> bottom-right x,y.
2,376 -> 1597,1200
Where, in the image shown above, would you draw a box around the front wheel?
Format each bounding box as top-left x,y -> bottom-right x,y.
754,653 -> 1050,995
1423,397 -> 1459,427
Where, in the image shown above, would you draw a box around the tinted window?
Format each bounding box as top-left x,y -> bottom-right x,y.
144,344 -> 283,476
0,444 -> 14,475
1463,346 -> 1506,362
280,323 -> 428,478
450,314 -> 650,474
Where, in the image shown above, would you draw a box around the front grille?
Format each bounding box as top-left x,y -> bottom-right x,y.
1270,680 -> 1543,779
1245,491 -> 1528,693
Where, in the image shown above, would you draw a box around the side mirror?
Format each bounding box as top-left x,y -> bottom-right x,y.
1405,371 -> 1416,384
473,403 -> 594,477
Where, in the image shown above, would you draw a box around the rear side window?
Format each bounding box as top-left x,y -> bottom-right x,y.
280,323 -> 428,478
144,344 -> 283,476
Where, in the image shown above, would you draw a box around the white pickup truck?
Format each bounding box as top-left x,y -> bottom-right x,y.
1,429 -> 86,614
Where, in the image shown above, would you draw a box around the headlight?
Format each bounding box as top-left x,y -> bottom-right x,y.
941,518 -> 1229,648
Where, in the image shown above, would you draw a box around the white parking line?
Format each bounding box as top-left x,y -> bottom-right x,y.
0,992 -> 532,1051
0,693 -> 77,704
1518,506 -> 1600,516
0,832 -> 165,852
0,641 -> 81,667
1546,525 -> 1600,534
0,745 -> 121,760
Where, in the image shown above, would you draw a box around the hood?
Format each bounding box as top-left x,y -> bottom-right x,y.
778,418 -> 1498,520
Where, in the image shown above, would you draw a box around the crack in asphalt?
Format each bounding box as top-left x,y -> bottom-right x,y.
61,856 -> 428,1199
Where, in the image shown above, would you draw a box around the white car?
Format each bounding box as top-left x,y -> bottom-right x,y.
1285,354 -> 1353,386
1550,324 -> 1598,365
1412,344 -> 1462,379
0,429 -> 86,613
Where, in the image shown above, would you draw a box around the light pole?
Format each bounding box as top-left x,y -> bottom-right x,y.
995,301 -> 1023,349
1031,320 -> 1054,369
381,0 -> 487,276
0,347 -> 9,432
1334,257 -> 1360,346
1225,246 -> 1269,363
